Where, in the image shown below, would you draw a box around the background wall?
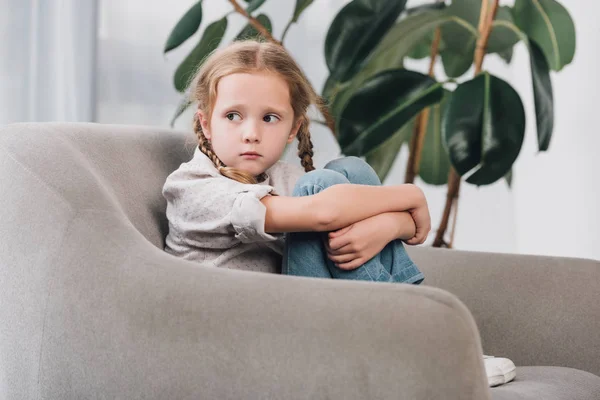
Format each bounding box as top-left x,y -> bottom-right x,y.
2,0 -> 598,260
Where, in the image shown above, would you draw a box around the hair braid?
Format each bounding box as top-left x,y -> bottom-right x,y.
193,113 -> 262,184
296,118 -> 315,172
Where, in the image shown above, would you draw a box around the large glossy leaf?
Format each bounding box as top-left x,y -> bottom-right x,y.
513,0 -> 576,71
529,39 -> 554,151
494,19 -> 555,151
292,0 -> 315,23
339,69 -> 444,156
235,14 -> 272,41
439,3 -> 520,77
324,0 -> 407,82
174,17 -> 228,92
328,9 -> 452,118
419,90 -> 452,185
442,72 -> 526,186
164,1 -> 203,53
366,118 -> 415,182
245,0 -> 267,13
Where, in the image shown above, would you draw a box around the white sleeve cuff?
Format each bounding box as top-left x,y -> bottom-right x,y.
230,186 -> 279,243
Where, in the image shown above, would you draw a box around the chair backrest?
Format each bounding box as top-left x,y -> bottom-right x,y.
1,122 -> 196,249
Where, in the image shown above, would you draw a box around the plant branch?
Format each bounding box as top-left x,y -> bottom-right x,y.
228,0 -> 281,45
405,27 -> 441,183
433,0 -> 499,248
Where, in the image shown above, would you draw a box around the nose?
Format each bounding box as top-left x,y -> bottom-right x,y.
242,120 -> 261,143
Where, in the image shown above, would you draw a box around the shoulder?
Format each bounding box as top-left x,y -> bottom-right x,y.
266,160 -> 306,196
162,147 -> 225,199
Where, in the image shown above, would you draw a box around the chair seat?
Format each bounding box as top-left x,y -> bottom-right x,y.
491,366 -> 600,400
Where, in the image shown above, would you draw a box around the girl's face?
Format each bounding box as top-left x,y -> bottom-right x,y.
198,71 -> 301,177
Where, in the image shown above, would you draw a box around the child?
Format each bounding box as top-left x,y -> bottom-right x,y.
161,40 -> 518,386
162,39 -> 429,285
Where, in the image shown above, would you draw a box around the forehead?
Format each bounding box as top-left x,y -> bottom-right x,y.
214,71 -> 292,111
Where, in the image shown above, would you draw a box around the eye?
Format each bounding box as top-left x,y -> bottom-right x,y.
263,114 -> 280,123
226,112 -> 241,121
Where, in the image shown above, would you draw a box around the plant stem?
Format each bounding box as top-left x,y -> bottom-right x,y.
405,27 -> 441,183
228,0 -> 337,137
227,0 -> 281,45
433,0 -> 499,248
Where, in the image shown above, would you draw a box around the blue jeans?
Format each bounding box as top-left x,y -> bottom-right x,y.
282,157 -> 425,285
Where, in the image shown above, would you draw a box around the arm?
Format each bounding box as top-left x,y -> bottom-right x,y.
261,183 -> 425,233
378,211 -> 417,241
324,211 -> 417,270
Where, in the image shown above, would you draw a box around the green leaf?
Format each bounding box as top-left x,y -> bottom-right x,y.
529,39 -> 554,151
246,0 -> 267,14
235,14 -> 272,40
492,19 -> 555,152
174,17 -> 228,92
439,0 -> 478,57
440,48 -> 473,78
324,0 -> 407,82
339,69 -> 444,156
513,0 -> 576,71
439,3 -> 519,74
328,9 -> 453,119
170,95 -> 193,127
504,169 -> 513,188
442,72 -> 526,186
366,118 -> 415,182
419,90 -> 452,185
164,1 -> 203,53
407,30 -> 446,60
292,0 -> 315,23
405,2 -> 446,15
497,47 -> 514,63
487,6 -> 521,54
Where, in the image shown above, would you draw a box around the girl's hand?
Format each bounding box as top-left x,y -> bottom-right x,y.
325,214 -> 400,271
405,202 -> 431,245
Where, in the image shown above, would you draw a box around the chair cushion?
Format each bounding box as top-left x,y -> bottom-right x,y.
491,366 -> 600,400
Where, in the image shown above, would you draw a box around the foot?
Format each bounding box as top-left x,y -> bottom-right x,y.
483,355 -> 517,387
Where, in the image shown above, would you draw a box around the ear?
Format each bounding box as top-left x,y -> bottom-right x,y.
287,118 -> 303,144
197,110 -> 211,140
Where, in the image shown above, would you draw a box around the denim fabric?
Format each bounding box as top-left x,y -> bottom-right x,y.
282,156 -> 425,285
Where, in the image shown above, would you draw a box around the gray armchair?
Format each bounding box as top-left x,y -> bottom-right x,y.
1,122 -> 599,399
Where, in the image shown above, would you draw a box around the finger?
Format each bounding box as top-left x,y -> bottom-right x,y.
327,242 -> 354,255
329,236 -> 353,251
328,252 -> 357,264
336,258 -> 364,271
329,225 -> 352,239
406,235 -> 422,245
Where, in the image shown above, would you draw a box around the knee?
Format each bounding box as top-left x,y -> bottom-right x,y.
292,169 -> 348,197
324,156 -> 381,185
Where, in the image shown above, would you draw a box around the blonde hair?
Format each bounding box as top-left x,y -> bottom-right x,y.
189,40 -> 320,185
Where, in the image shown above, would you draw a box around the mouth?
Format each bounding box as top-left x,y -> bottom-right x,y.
241,152 -> 261,157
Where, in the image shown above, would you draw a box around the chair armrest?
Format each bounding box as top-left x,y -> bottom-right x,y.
410,246 -> 600,376
0,122 -> 490,398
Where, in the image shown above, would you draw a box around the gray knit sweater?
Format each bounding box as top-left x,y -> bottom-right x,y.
162,146 -> 305,274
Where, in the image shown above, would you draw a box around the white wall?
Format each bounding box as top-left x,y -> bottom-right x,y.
510,1 -> 600,261
95,0 -> 598,260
